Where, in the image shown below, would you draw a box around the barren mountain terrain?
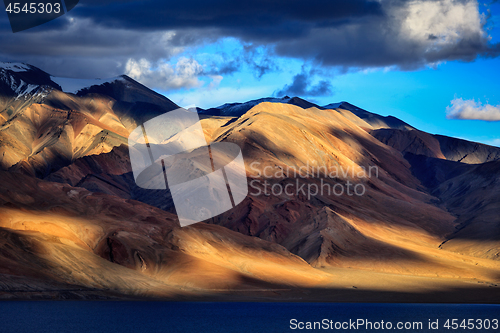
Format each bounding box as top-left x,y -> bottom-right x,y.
0,62 -> 498,302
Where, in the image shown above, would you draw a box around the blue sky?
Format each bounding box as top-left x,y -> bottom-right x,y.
1,0 -> 499,146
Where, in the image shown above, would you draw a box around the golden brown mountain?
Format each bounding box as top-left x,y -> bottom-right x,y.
0,62 -> 178,177
0,63 -> 499,302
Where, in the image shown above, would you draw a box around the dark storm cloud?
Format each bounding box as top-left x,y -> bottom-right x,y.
275,71 -> 333,97
273,10 -> 497,69
0,14 -> 203,78
0,0 -> 498,83
67,0 -> 499,68
0,0 -> 383,78
72,0 -> 383,39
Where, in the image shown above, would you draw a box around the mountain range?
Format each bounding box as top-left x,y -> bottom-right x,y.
0,62 -> 498,302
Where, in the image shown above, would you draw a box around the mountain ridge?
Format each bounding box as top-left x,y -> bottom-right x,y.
0,62 -> 179,177
0,62 -> 498,301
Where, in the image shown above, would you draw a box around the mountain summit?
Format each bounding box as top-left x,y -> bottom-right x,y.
0,62 -> 178,177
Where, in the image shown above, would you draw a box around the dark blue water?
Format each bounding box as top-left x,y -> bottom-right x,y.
0,302 -> 498,332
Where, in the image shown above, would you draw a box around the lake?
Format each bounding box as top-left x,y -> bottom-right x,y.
0,302 -> 498,332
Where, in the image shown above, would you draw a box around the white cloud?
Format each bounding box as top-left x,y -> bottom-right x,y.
401,0 -> 485,52
446,98 -> 500,121
276,0 -> 493,69
125,57 -> 204,90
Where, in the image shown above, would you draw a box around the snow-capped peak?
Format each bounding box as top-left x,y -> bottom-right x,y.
0,66 -> 40,100
0,62 -> 32,72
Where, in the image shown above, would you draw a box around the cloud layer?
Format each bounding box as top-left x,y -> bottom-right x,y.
0,0 -> 498,92
125,58 -> 204,90
447,98 -> 500,121
275,0 -> 496,69
70,0 -> 500,70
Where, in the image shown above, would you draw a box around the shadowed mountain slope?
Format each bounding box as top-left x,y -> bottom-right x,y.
44,103 -> 499,284
404,154 -> 500,260
372,128 -> 500,165
324,102 -> 415,130
0,170 -> 330,299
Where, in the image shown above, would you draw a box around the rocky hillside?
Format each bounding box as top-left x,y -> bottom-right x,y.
0,62 -> 178,178
0,62 -> 498,301
372,128 -> 500,164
